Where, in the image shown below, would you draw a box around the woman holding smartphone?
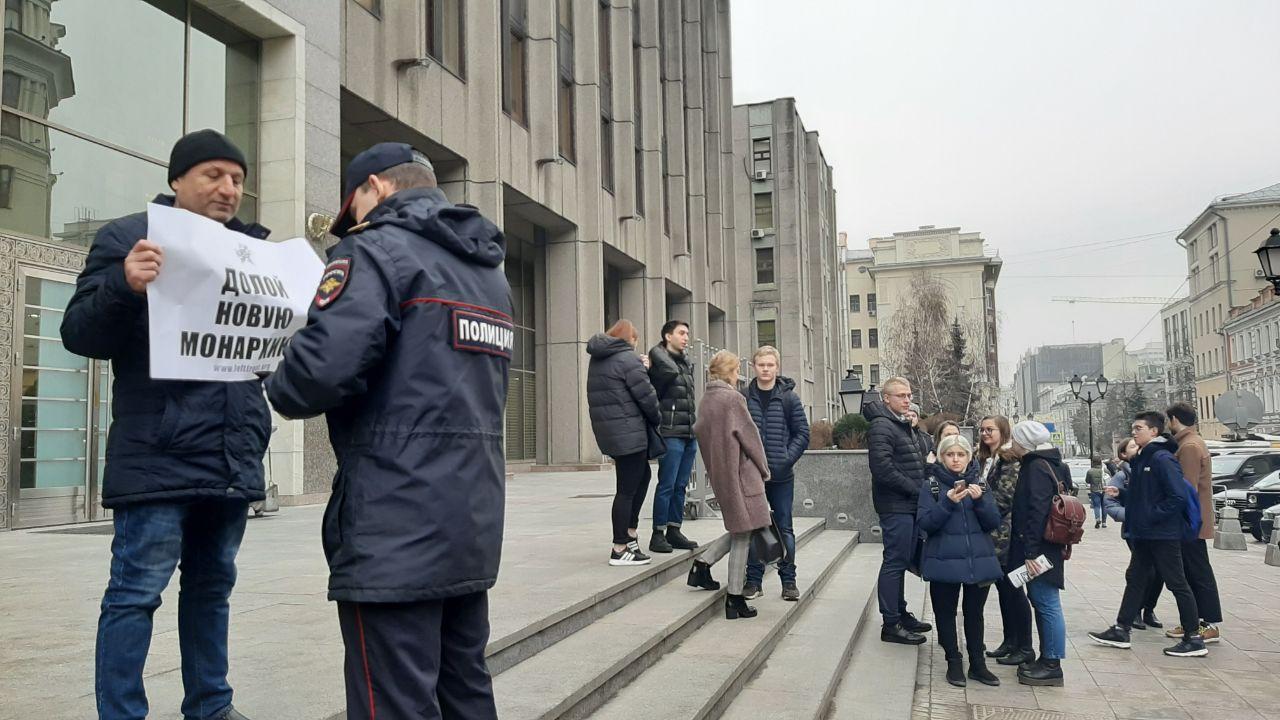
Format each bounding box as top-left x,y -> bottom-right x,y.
917,434 -> 1003,687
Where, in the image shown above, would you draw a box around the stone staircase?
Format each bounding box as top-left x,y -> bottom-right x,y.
482,517 -> 900,720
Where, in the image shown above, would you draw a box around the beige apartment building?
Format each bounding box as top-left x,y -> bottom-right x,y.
1177,182 -> 1280,438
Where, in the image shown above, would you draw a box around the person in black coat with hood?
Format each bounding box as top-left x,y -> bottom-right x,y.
587,320 -> 662,567
866,377 -> 934,644
647,320 -> 700,553
1007,421 -> 1070,687
917,435 -> 1003,688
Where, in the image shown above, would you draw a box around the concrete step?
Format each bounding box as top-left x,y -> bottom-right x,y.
492,520 -> 830,720
825,569 -> 929,720
588,528 -> 861,720
718,543 -> 881,720
486,517 -> 824,674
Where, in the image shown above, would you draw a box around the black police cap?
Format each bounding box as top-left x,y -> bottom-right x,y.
331,142 -> 434,237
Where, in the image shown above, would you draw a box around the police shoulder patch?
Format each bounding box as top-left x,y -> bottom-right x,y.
314,257 -> 351,309
452,308 -> 515,359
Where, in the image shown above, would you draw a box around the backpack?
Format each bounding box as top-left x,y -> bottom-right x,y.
1175,462 -> 1203,541
1037,460 -> 1087,560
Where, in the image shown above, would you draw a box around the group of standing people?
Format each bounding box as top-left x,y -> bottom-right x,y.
868,378 -> 1071,687
586,321 -> 810,618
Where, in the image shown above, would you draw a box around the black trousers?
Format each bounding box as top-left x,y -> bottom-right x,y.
930,582 -> 992,660
1125,538 -> 1164,616
1117,540 -> 1199,637
611,452 -> 652,545
337,592 -> 497,720
993,574 -> 1034,652
1182,539 -> 1223,624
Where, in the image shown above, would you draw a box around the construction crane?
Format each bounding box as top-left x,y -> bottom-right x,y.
1051,296 -> 1170,305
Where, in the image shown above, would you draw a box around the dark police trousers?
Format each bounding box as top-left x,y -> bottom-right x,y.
337,592 -> 497,719
1116,540 -> 1198,637
877,512 -> 917,626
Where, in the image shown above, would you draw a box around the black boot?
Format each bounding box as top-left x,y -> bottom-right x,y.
686,560 -> 720,591
666,525 -> 698,550
649,529 -> 673,554
900,611 -> 932,633
880,623 -> 927,645
997,647 -> 1037,666
968,656 -> 1000,686
986,639 -> 1016,658
1142,609 -> 1164,629
946,658 -> 966,687
1018,658 -> 1063,687
725,593 -> 758,620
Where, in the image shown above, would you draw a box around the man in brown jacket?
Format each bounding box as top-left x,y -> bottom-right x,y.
1165,402 -> 1223,643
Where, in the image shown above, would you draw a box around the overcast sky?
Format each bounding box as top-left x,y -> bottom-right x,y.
731,0 -> 1280,382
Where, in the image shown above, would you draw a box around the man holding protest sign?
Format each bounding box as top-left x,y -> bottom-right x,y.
61,129 -> 267,720
264,143 -> 511,720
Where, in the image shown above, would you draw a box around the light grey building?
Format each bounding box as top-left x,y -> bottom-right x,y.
732,98 -> 843,422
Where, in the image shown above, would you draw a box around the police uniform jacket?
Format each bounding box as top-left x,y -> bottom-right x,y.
60,194 -> 271,507
265,187 -> 511,604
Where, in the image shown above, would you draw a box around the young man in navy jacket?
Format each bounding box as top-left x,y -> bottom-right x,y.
1089,412 -> 1207,658
740,346 -> 809,601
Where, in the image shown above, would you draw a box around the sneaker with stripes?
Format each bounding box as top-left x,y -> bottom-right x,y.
610,546 -> 651,566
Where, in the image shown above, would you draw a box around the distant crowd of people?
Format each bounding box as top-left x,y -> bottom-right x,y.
865,377 -> 1225,689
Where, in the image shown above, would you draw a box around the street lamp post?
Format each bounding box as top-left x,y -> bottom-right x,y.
838,369 -> 866,416
1069,373 -> 1109,465
1255,228 -> 1280,294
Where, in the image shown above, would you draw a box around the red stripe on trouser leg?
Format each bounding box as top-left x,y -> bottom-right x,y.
356,606 -> 376,719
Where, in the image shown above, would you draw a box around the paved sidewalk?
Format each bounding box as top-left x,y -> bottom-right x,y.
1,469 -> 721,720
911,523 -> 1280,720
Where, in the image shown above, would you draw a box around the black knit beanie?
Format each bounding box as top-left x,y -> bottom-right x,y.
168,129 -> 248,183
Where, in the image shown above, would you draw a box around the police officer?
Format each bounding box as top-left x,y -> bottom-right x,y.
62,129 -> 267,720
264,143 -> 510,719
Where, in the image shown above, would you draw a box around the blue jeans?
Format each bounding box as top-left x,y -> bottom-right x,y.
96,500 -> 249,720
1089,492 -> 1104,522
653,436 -> 697,529
1027,577 -> 1067,660
877,512 -> 916,626
747,480 -> 796,586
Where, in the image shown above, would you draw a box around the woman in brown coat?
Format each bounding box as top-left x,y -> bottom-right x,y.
691,350 -> 773,619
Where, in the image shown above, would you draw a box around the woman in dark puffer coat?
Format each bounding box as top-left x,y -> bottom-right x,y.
918,434 -> 1003,688
587,320 -> 661,567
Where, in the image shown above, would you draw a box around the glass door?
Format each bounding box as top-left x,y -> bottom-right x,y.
10,267 -> 108,528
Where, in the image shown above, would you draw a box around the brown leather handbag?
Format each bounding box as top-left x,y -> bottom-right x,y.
1038,460 -> 1086,559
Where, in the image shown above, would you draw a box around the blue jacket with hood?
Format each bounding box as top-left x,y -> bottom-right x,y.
266,187 -> 512,603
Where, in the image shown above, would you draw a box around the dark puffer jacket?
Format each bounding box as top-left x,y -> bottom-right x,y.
917,462 -> 1003,585
648,343 -> 696,439
1008,447 -> 1071,589
743,376 -> 810,482
61,194 -> 271,508
865,400 -> 927,515
586,334 -> 660,458
1121,437 -> 1190,542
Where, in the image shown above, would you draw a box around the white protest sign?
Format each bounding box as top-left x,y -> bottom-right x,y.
146,203 -> 324,382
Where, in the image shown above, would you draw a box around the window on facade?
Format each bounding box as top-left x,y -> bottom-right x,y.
4,0 -> 21,31
851,329 -> 861,349
754,192 -> 773,229
353,0 -> 381,17
849,294 -> 860,312
868,293 -> 877,314
1210,225 -> 1218,248
869,328 -> 879,348
501,0 -> 528,125
752,137 -> 771,175
598,0 -> 614,192
0,1 -> 261,242
870,364 -> 881,385
556,0 -> 575,161
426,0 -> 465,77
758,320 -> 776,348
1210,254 -> 1219,285
0,165 -> 12,208
755,247 -> 775,285
632,2 -> 643,215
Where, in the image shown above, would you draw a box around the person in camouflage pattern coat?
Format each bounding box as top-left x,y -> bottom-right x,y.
977,416 -> 1036,666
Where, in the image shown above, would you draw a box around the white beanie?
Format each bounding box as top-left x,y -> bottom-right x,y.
1012,421 -> 1052,451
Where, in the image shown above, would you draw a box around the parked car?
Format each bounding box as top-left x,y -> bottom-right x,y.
1210,452 -> 1280,493
1066,458 -> 1091,494
1261,503 -> 1279,545
1212,470 -> 1280,541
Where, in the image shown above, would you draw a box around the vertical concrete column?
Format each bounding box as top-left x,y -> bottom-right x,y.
464,0 -> 503,220
545,230 -> 607,465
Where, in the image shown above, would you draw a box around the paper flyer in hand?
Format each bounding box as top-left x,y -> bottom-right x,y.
1007,555 -> 1053,589
146,203 -> 324,382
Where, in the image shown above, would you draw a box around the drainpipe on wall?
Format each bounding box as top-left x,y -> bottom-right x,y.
1213,211 -> 1234,393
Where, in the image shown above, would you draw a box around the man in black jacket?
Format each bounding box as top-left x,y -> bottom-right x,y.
741,346 -> 810,601
866,376 -> 933,644
62,130 -> 265,720
265,143 -> 510,718
647,320 -> 700,553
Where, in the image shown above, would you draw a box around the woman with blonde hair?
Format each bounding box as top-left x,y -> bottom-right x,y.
691,350 -> 773,619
